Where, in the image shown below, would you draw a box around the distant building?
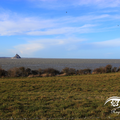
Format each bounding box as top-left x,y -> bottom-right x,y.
11,54 -> 21,59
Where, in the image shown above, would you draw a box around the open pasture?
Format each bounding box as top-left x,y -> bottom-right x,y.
0,72 -> 120,119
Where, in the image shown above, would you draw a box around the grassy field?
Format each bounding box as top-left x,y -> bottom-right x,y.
1,73 -> 120,119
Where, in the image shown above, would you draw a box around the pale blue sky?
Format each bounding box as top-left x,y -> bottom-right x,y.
0,0 -> 120,58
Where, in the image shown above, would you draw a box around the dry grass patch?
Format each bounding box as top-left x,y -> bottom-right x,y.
0,73 -> 120,119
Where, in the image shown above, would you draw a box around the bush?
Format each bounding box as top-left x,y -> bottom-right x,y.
61,67 -> 69,75
38,68 -> 44,75
100,67 -> 105,73
44,68 -> 59,76
31,70 -> 38,75
92,68 -> 99,74
7,67 -> 31,77
0,64 -> 117,78
93,67 -> 105,74
116,67 -> 120,72
0,68 -> 7,77
78,68 -> 91,75
112,67 -> 117,72
62,67 -> 76,75
19,67 -> 26,77
78,69 -> 85,75
76,70 -> 79,75
7,67 -> 21,77
83,68 -> 92,74
69,68 -> 76,75
105,64 -> 112,73
25,68 -> 32,76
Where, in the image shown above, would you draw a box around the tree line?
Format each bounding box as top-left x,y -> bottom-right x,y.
0,64 -> 120,78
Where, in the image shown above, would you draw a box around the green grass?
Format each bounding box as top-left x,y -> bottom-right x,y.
1,73 -> 120,119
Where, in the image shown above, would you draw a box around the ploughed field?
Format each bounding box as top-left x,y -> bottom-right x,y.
0,72 -> 120,119
1,58 -> 120,71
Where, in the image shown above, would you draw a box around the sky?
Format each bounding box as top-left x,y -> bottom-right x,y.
0,0 -> 120,59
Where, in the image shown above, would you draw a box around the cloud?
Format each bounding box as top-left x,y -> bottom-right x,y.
68,38 -> 120,51
29,37 -> 85,45
28,0 -> 120,9
13,43 -> 44,56
28,0 -> 69,9
26,24 -> 96,35
0,14 -> 57,36
0,11 -> 114,36
0,8 -> 120,36
11,37 -> 85,56
93,38 -> 120,47
75,0 -> 120,8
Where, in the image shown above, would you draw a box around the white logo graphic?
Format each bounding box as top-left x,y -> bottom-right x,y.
104,96 -> 120,114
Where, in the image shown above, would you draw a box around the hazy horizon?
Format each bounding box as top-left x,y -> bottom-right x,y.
1,56 -> 120,60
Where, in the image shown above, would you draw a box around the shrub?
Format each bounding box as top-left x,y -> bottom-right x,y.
44,68 -> 59,76
83,68 -> 92,74
25,68 -> 32,76
0,68 -> 7,77
105,64 -> 112,73
78,69 -> 91,75
112,67 -> 117,72
62,67 -> 76,75
78,69 -> 85,75
19,67 -> 25,72
54,69 -> 60,75
92,68 -> 101,74
7,67 -> 21,77
38,68 -> 44,75
31,70 -> 38,75
69,68 -> 76,75
76,70 -> 79,75
100,67 -> 105,73
19,67 -> 26,77
61,67 -> 70,75
117,67 -> 120,72
92,67 -> 105,74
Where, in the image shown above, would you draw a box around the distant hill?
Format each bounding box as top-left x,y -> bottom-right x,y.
11,54 -> 21,59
